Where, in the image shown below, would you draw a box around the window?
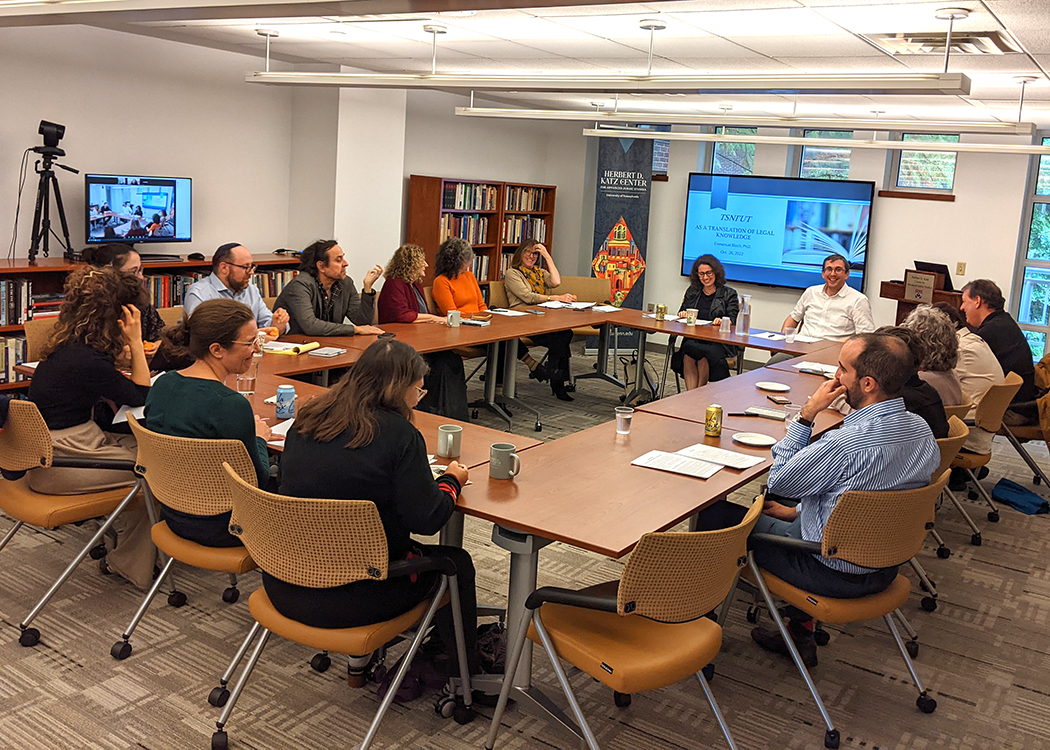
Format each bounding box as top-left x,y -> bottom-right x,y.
713,127 -> 756,175
800,130 -> 852,180
1011,133 -> 1050,362
896,133 -> 960,191
1035,136 -> 1050,195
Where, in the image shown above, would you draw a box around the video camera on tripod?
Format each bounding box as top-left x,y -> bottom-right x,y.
28,120 -> 79,265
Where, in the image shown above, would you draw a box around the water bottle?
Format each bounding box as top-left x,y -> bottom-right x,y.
739,294 -> 752,337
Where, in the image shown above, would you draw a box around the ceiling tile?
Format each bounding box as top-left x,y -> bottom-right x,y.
728,33 -> 886,57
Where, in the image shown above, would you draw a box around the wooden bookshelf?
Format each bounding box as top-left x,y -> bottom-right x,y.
406,175 -> 557,286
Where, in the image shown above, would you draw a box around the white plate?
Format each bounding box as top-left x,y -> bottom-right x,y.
732,432 -> 777,448
755,381 -> 791,393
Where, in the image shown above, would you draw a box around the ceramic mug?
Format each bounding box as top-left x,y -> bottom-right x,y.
447,310 -> 461,327
489,443 -> 520,479
437,424 -> 463,458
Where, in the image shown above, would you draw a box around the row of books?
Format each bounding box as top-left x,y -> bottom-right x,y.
0,336 -> 27,384
250,269 -> 299,299
505,186 -> 548,212
0,280 -> 66,326
145,273 -> 206,309
471,254 -> 491,281
441,214 -> 491,246
501,216 -> 548,245
442,182 -> 499,212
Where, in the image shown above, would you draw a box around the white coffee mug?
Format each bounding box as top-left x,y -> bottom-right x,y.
437,424 -> 463,458
447,310 -> 461,327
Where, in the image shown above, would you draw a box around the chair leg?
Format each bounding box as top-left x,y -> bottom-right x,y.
908,558 -> 938,612
484,608 -> 534,750
928,528 -> 951,559
531,613 -> 601,750
1001,425 -> 1050,487
213,627 -> 272,744
360,577 -> 450,750
19,479 -> 142,639
963,468 -> 999,520
717,570 -> 742,625
209,621 -> 263,707
884,613 -> 936,712
0,519 -> 25,553
943,488 -> 982,545
748,554 -> 839,749
695,668 -> 738,750
111,554 -> 176,660
446,573 -> 473,710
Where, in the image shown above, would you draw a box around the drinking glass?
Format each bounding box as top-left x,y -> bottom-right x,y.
615,406 -> 634,435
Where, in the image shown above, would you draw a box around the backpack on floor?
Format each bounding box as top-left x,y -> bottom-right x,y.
992,478 -> 1050,515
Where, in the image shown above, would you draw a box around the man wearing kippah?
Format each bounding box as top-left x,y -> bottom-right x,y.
184,243 -> 289,333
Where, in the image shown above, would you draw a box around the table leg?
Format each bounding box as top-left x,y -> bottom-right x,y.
574,323 -> 626,390
624,331 -> 654,404
498,338 -> 540,429
469,342 -> 513,428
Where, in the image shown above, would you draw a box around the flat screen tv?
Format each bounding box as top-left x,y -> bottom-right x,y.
681,173 -> 875,292
85,173 -> 191,244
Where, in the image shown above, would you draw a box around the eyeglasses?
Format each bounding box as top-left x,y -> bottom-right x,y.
232,338 -> 263,349
225,262 -> 256,273
415,386 -> 428,400
823,266 -> 846,273
697,270 -> 716,277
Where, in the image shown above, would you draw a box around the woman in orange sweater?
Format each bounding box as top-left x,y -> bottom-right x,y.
431,237 -> 546,381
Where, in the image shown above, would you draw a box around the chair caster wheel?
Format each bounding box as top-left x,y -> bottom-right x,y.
221,587 -> 239,604
987,511 -> 999,523
89,543 -> 108,560
1034,475 -> 1042,486
921,596 -> 937,612
19,627 -> 40,647
906,640 -> 920,659
471,409 -> 479,420
436,695 -> 456,718
814,629 -> 831,646
534,421 -> 542,432
937,545 -> 951,559
917,693 -> 937,713
310,653 -> 331,673
746,606 -> 759,624
702,664 -> 715,682
111,640 -> 132,660
824,728 -> 840,749
453,699 -> 475,725
971,533 -> 982,546
167,591 -> 187,607
208,686 -> 230,707
613,691 -> 632,707
211,730 -> 229,750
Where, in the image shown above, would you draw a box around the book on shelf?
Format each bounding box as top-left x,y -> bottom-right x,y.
499,252 -> 512,278
471,254 -> 490,281
505,186 -> 548,212
443,183 -> 499,211
501,216 -> 547,245
440,214 -> 490,246
250,269 -> 298,299
0,279 -> 33,326
0,335 -> 27,384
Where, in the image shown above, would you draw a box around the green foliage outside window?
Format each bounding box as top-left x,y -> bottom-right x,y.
800,130 -> 852,180
897,133 -> 960,191
714,127 -> 757,175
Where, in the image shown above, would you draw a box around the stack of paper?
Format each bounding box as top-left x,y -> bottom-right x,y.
263,341 -> 320,355
793,362 -> 838,376
266,418 -> 294,446
676,443 -> 765,469
631,450 -> 721,479
489,308 -> 529,317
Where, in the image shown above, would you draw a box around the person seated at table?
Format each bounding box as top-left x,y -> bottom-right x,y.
671,254 -> 740,390
900,305 -> 965,407
28,266 -> 158,589
701,333 -> 939,667
960,278 -> 1038,426
781,253 -> 875,341
503,239 -> 577,401
81,243 -> 165,344
125,218 -> 148,239
276,339 -> 479,679
184,243 -> 290,334
876,326 -> 949,439
432,237 -> 552,394
274,239 -> 384,337
144,299 -> 273,547
378,243 -> 469,420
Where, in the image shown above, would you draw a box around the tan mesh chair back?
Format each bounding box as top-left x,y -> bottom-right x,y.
222,463 -> 389,588
616,497 -> 762,622
488,280 -> 509,309
0,400 -> 53,471
974,372 -> 1022,433
821,470 -> 950,569
157,306 -> 185,329
942,403 -> 972,421
557,275 -> 613,304
935,416 -> 969,478
24,318 -> 57,362
423,286 -> 437,315
127,415 -> 257,516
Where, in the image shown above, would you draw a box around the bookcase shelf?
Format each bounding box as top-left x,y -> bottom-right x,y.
406,175 -> 556,286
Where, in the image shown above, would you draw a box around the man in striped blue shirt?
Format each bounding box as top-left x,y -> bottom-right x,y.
749,333 -> 939,666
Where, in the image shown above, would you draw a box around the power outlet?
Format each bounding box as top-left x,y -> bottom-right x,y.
956,262 -> 966,276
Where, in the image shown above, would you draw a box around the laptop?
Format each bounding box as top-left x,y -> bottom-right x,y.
913,261 -> 954,292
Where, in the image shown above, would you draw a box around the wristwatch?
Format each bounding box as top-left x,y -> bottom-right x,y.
796,415 -> 815,428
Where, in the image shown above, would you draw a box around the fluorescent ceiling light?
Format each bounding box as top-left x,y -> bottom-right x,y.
583,127 -> 1050,155
455,106 -> 1036,136
245,71 -> 972,96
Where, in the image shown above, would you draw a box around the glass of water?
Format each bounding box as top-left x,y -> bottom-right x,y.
615,406 -> 634,435
236,357 -> 259,397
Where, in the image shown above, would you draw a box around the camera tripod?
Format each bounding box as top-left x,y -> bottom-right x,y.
28,146 -> 78,264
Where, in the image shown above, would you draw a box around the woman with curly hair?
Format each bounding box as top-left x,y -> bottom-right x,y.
431,237 -> 487,315
901,304 -> 965,407
671,254 -> 740,389
378,244 -> 469,419
80,243 -> 164,343
28,266 -> 158,588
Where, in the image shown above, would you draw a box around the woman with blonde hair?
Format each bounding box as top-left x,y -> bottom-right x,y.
378,244 -> 468,419
28,266 -> 157,588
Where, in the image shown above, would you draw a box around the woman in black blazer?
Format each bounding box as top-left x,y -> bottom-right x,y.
672,254 -> 740,389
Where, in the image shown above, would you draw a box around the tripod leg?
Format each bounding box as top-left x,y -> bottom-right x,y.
29,167 -> 49,262
51,174 -> 73,258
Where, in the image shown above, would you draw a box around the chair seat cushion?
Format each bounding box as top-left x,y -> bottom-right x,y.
453,347 -> 487,359
952,451 -> 990,470
528,604 -> 722,695
571,326 -> 601,339
249,587 -> 445,655
152,522 -> 256,575
1001,425 -> 1044,441
0,477 -> 131,529
748,570 -> 910,624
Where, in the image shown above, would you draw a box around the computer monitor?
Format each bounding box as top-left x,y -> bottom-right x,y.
913,261 -> 954,292
85,173 -> 191,245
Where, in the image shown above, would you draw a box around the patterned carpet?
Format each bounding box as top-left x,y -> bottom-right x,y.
2,344 -> 1049,750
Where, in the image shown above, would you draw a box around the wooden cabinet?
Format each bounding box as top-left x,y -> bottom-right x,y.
406,175 -> 556,285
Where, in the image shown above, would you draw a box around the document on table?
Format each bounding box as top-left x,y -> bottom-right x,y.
266,418 -> 294,446
676,443 -> 765,469
631,450 -> 721,479
489,308 -> 530,317
112,373 -> 167,424
567,301 -> 595,309
753,331 -> 786,341
538,300 -> 569,308
793,361 -> 838,376
643,313 -> 681,322
592,305 -> 620,313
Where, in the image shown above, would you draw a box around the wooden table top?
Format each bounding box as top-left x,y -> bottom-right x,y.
763,343 -> 844,375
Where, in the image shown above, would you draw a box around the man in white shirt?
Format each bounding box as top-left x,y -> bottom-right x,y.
782,254 -> 875,340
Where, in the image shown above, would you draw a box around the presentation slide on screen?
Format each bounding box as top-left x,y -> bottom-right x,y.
681,174 -> 873,291
87,175 -> 191,242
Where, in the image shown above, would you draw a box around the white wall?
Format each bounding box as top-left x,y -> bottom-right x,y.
287,80 -> 339,251
0,25 -> 294,260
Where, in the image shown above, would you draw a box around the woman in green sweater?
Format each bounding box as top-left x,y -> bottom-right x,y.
144,299 -> 272,547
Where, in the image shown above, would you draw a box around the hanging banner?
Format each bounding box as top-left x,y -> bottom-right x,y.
590,136 -> 653,350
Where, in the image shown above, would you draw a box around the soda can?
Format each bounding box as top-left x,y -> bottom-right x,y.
655,303 -> 668,321
275,385 -> 296,420
705,404 -> 723,437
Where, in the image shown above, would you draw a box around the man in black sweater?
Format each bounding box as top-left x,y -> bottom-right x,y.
960,278 -> 1038,425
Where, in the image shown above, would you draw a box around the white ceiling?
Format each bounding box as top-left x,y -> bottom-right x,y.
17,0 -> 1050,127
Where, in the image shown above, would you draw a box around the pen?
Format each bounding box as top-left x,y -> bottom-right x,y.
726,412 -> 756,417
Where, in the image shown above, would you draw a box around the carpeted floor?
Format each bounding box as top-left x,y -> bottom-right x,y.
2,344 -> 1049,749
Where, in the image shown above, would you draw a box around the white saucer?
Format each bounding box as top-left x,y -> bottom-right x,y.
755,381 -> 791,392
732,432 -> 777,447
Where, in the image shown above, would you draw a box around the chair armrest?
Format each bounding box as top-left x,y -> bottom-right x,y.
749,532 -> 822,554
524,585 -> 619,613
51,456 -> 137,473
387,553 -> 458,580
